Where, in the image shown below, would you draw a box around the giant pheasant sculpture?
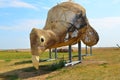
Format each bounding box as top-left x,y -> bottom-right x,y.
30,1 -> 99,69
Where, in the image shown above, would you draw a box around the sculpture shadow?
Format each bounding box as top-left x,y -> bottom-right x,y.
0,60 -> 65,80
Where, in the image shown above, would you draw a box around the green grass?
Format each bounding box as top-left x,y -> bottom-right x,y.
5,74 -> 19,80
0,48 -> 120,80
0,50 -> 79,61
0,51 -> 31,60
14,60 -> 32,65
46,48 -> 120,80
46,59 -> 66,71
22,67 -> 36,72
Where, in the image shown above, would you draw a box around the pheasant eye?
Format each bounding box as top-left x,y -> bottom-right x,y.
41,38 -> 44,42
40,36 -> 45,43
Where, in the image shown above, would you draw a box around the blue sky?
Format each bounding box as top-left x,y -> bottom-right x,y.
0,0 -> 120,49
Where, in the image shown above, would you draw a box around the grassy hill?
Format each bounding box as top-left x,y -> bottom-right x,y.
0,47 -> 120,80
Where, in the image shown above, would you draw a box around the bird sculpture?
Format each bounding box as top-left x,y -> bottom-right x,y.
30,1 -> 99,69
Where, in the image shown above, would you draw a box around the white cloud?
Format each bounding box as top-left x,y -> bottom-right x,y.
0,19 -> 45,31
89,17 -> 120,47
89,17 -> 120,37
112,0 -> 120,4
42,6 -> 50,10
0,0 -> 38,10
1,17 -> 120,47
0,19 -> 46,49
90,17 -> 120,29
1,16 -> 120,32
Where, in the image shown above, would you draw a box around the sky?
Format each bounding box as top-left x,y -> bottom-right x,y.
0,0 -> 120,49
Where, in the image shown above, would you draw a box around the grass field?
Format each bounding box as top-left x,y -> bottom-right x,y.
0,47 -> 120,80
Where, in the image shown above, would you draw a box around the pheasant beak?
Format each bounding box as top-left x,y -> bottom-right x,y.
32,55 -> 39,69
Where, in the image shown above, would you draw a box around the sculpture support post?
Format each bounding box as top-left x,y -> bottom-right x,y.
47,48 -> 58,61
65,42 -> 81,66
90,46 -> 92,55
49,49 -> 52,59
69,45 -> 72,63
78,41 -> 82,61
85,45 -> 88,55
55,48 -> 57,59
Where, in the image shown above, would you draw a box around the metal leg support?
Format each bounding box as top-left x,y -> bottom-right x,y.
55,48 -> 58,59
85,45 -> 88,55
47,49 -> 55,61
90,46 -> 92,56
65,41 -> 81,66
78,41 -> 82,61
69,45 -> 72,63
49,49 -> 52,59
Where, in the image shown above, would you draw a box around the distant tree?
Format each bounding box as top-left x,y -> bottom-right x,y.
69,0 -> 73,2
116,44 -> 120,48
